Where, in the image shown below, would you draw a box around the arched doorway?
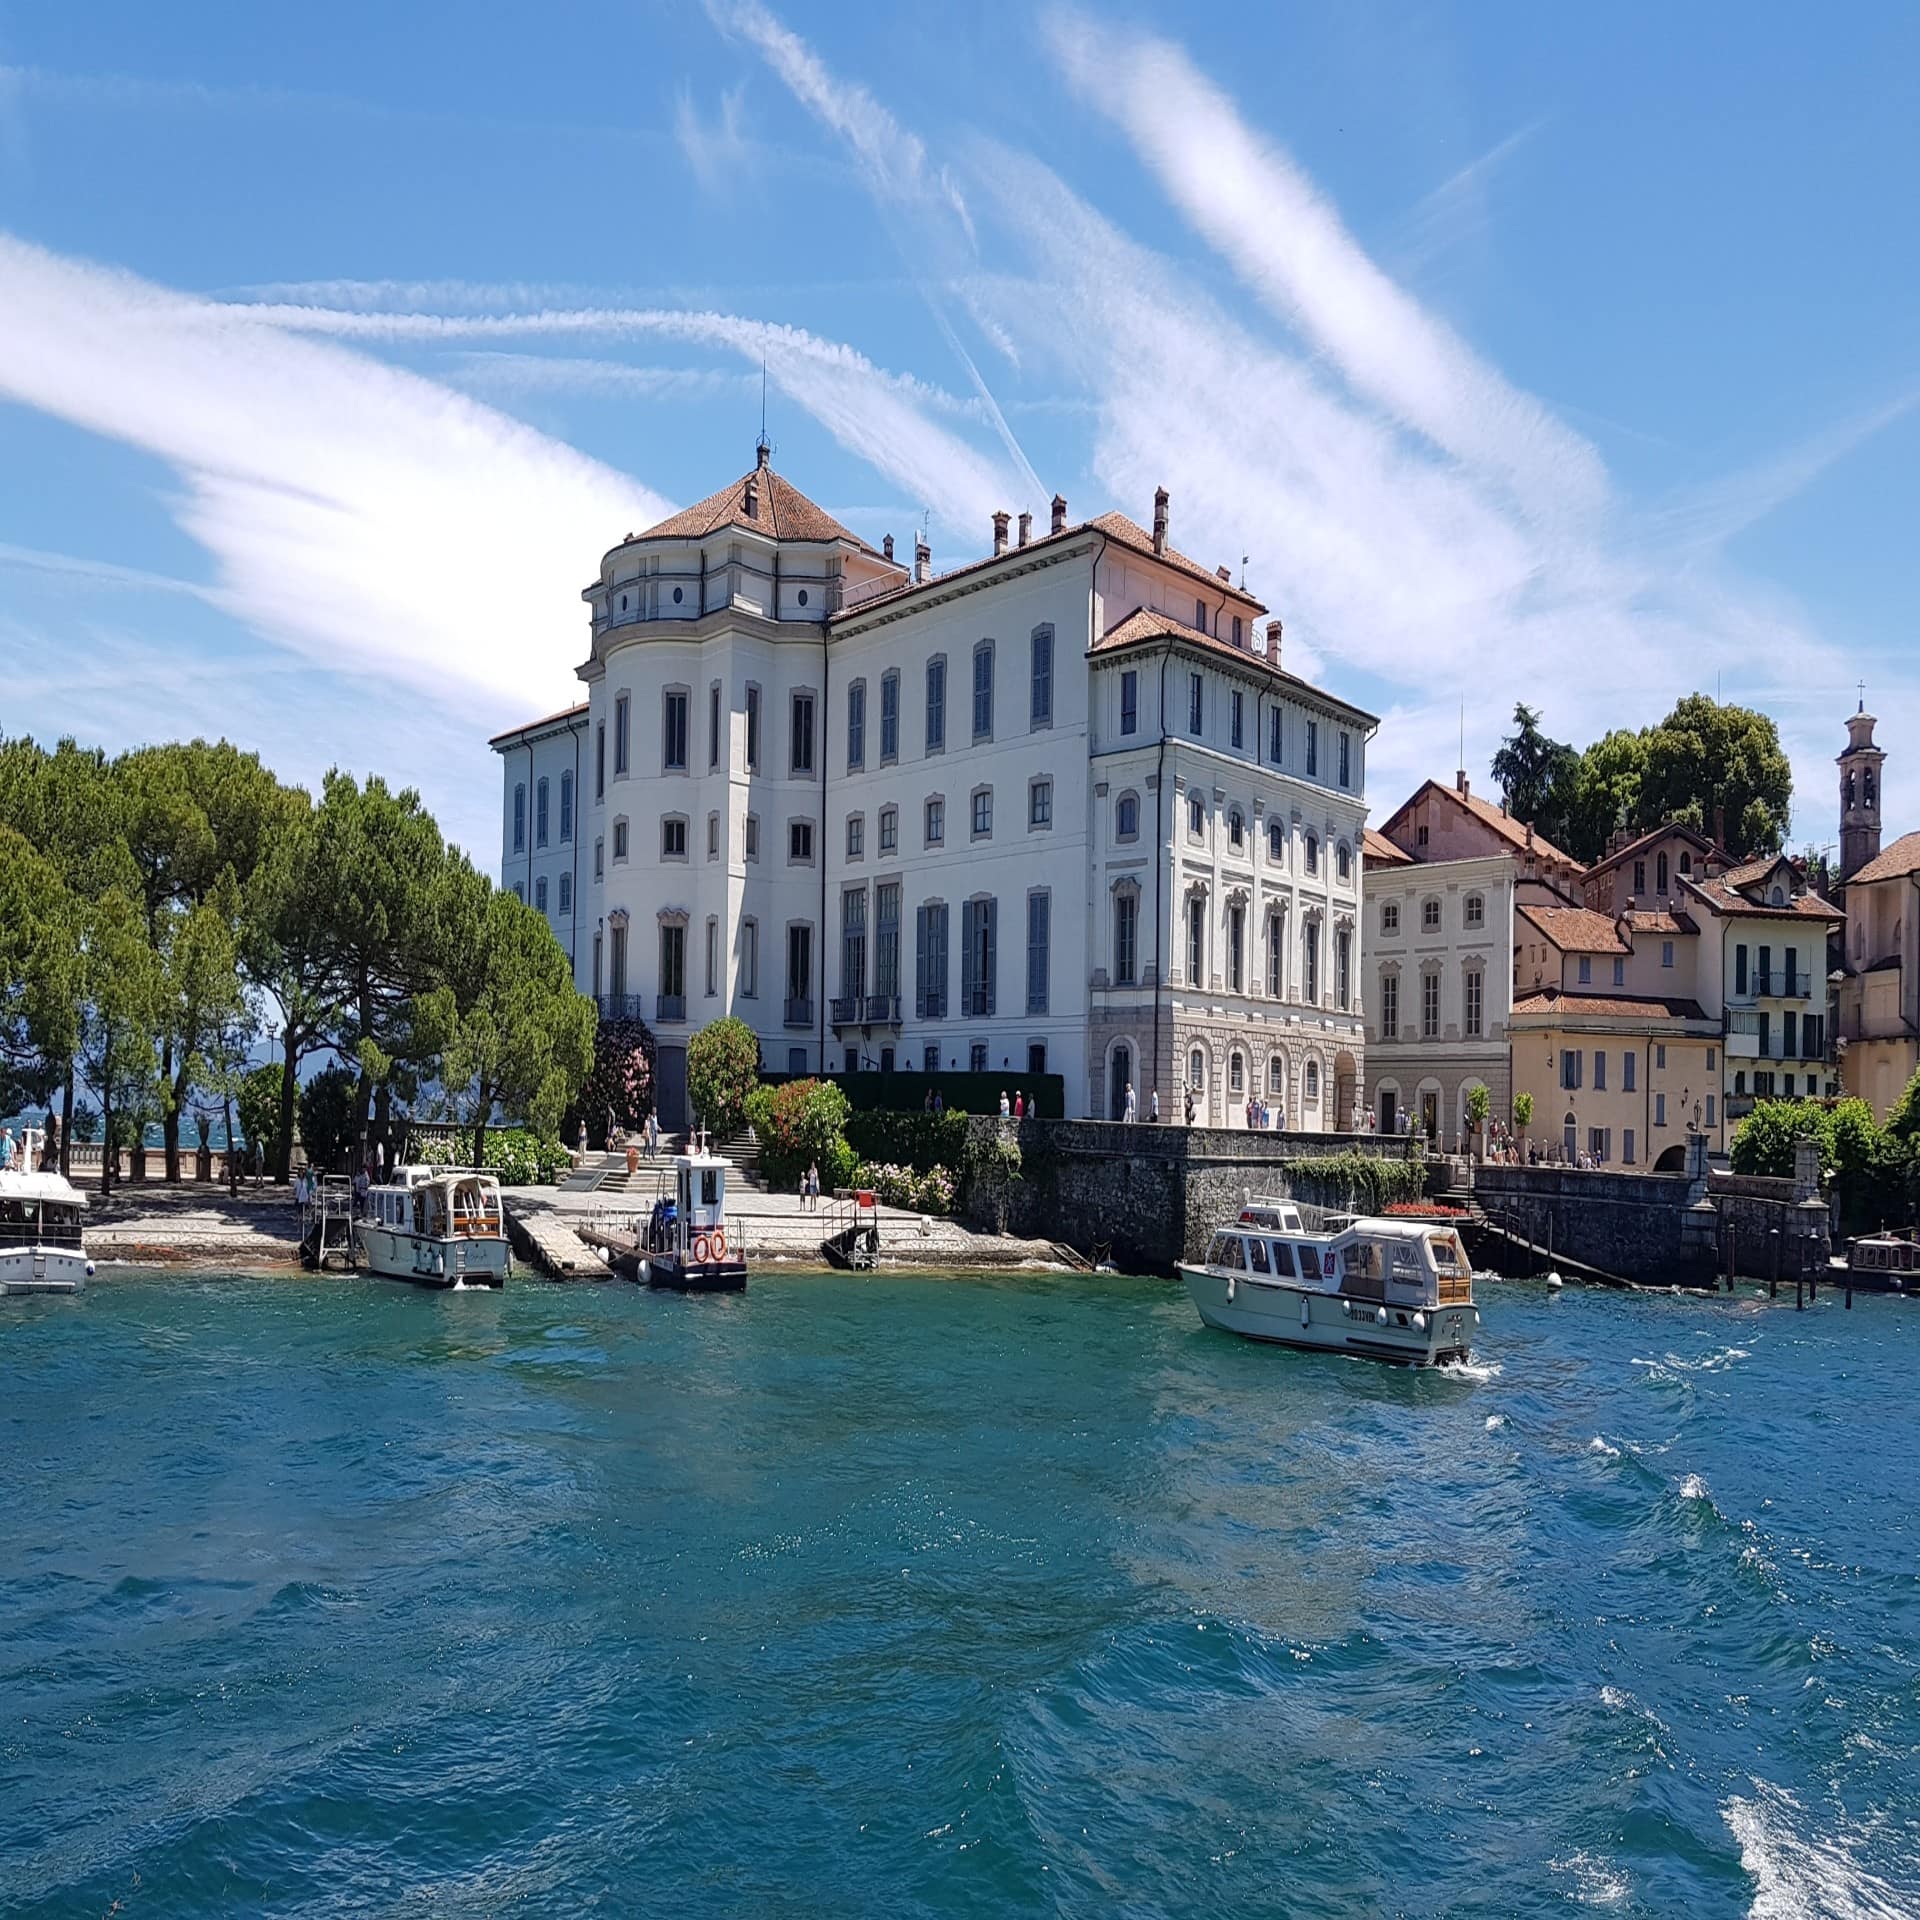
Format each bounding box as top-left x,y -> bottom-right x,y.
1563,1112 -> 1577,1163
1109,1042 -> 1132,1121
1653,1143 -> 1686,1173
1377,1081 -> 1400,1136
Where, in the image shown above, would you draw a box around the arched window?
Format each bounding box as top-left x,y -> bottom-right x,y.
1866,768 -> 1878,806
1116,792 -> 1139,840
1336,842 -> 1351,882
1229,1051 -> 1245,1093
1656,851 -> 1669,893
1229,808 -> 1244,850
1304,1061 -> 1320,1101
1770,885 -> 1785,905
1188,1047 -> 1205,1090
1188,792 -> 1205,838
1678,852 -> 1692,876
1847,770 -> 1857,810
1267,820 -> 1285,863
1268,1054 -> 1286,1095
1305,832 -> 1319,874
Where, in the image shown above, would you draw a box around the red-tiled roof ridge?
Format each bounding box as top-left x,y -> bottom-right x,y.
1846,830 -> 1920,887
1363,826 -> 1414,865
1092,606 -> 1378,723
489,700 -> 589,747
1582,819 -> 1727,877
1085,512 -> 1263,608
1516,904 -> 1630,953
632,459 -> 883,556
1384,779 -> 1582,872
1513,987 -> 1710,1022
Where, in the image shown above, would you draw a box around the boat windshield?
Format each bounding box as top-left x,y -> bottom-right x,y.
1207,1233 -> 1246,1270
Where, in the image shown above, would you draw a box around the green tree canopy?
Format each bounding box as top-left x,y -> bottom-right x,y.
1491,704 -> 1580,838
1639,695 -> 1792,857
687,1017 -> 762,1138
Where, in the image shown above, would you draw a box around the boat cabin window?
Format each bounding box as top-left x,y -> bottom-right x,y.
1207,1233 -> 1246,1270
1268,1240 -> 1298,1279
700,1168 -> 720,1209
1427,1234 -> 1462,1272
1247,1237 -> 1271,1275
1296,1244 -> 1322,1280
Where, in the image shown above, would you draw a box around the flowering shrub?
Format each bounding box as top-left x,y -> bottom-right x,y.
852,1160 -> 956,1213
567,1017 -> 655,1147
416,1127 -> 569,1185
746,1078 -> 854,1189
1383,1199 -> 1464,1217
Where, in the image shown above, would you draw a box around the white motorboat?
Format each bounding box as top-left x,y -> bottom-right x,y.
353,1166 -> 510,1289
635,1151 -> 746,1291
0,1128 -> 93,1295
1179,1201 -> 1478,1367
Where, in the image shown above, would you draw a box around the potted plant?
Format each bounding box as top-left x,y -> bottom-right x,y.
1465,1084 -> 1491,1162
1512,1091 -> 1534,1158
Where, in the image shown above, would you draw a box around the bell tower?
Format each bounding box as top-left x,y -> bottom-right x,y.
1838,695 -> 1884,883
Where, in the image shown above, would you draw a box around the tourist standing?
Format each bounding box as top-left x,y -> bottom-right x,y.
646,1110 -> 660,1159
0,1128 -> 15,1173
1014,1091 -> 1025,1121
1150,1088 -> 1160,1123
1123,1081 -> 1137,1124
806,1162 -> 820,1210
999,1090 -> 1011,1118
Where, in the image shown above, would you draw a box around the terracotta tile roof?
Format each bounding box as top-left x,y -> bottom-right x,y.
1516,904 -> 1629,954
1382,780 -> 1582,872
1513,988 -> 1710,1023
1363,826 -> 1414,865
1720,854 -> 1784,888
1685,872 -> 1844,922
634,457 -> 882,555
1085,512 -> 1263,608
1845,830 -> 1920,887
489,700 -> 589,748
1091,608 -> 1379,724
1582,820 -> 1725,878
1623,908 -> 1697,936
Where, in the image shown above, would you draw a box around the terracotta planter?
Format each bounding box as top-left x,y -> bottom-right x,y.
626,1145 -> 640,1175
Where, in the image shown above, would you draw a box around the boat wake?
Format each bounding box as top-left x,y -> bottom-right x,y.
1723,1779 -> 1919,1920
1547,1848 -> 1630,1907
1436,1356 -> 1502,1384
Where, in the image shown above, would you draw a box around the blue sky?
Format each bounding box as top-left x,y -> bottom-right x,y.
1,1 -> 1915,863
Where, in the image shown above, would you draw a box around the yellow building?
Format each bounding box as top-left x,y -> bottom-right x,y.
1511,904 -> 1724,1167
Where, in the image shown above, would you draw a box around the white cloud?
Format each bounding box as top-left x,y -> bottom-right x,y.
0,235 -> 664,725
675,80 -> 752,197
233,295 -> 1025,536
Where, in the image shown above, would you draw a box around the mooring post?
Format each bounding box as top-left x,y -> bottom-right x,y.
1770,1228 -> 1780,1299
1725,1222 -> 1736,1293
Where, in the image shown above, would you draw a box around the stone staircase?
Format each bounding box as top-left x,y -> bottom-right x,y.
556,1125 -> 766,1197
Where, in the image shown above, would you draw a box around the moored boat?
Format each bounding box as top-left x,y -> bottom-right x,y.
637,1151 -> 746,1291
1179,1204 -> 1478,1366
1836,1231 -> 1917,1294
353,1166 -> 510,1288
0,1128 -> 93,1295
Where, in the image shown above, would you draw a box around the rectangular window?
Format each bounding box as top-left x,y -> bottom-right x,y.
1623,1051 -> 1636,1092
842,887 -> 867,999
1228,904 -> 1245,994
746,684 -> 761,771
1594,1049 -> 1607,1091
1380,969 -> 1397,1036
709,683 -> 722,769
1656,1042 -> 1667,1069
1029,778 -> 1052,829
1662,940 -> 1675,968
1758,1011 -> 1771,1057
1735,943 -> 1749,994
663,689 -> 688,772
1464,968 -> 1482,1038
745,814 -> 759,862
879,805 -> 897,854
846,681 -> 865,771
535,778 -> 549,846
535,875 -> 548,913
595,723 -> 606,800
1027,890 -> 1050,1015
1706,1094 -> 1716,1128
1783,1010 -> 1798,1058
740,918 -> 758,998
1266,914 -> 1283,997
1422,970 -> 1440,1038
1230,689 -> 1244,750
559,771 -> 573,842
1187,895 -> 1205,984
971,789 -> 992,838
880,672 -> 899,761
614,694 -> 630,775
1589,1127 -> 1611,1164
612,820 -> 627,860
1030,626 -> 1053,727
1579,956 -> 1593,985
972,645 -> 994,741
961,897 -> 997,1017
594,837 -> 604,880
846,813 -> 864,859
662,816 -> 687,859
608,924 -> 625,996
659,922 -> 685,1001
970,1041 -> 989,1074
558,872 -> 571,915
512,783 -> 525,853
1303,920 -> 1319,1002
786,923 -> 812,1006
923,1043 -> 940,1072
789,819 -> 814,864
876,883 -> 901,999
1613,957 -> 1626,987
1655,1091 -> 1667,1126
705,917 -> 718,997
593,933 -> 603,1000
917,902 -> 949,1019
926,657 -> 946,752
925,797 -> 945,846
1305,719 -> 1318,778
1339,731 -> 1352,789
1624,1128 -> 1636,1166
1120,669 -> 1138,736
1335,926 -> 1350,1010
1188,671 -> 1203,735
1114,892 -> 1138,987
790,692 -> 815,775
1194,596 -> 1207,631
1268,706 -> 1283,764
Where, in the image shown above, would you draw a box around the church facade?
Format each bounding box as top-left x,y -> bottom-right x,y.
492,450 -> 1371,1128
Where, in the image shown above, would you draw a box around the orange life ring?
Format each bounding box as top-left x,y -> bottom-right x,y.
711,1227 -> 727,1259
693,1232 -> 711,1264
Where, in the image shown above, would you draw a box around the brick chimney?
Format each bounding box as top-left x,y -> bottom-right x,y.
1456,769 -> 1470,800
743,473 -> 760,521
882,533 -> 895,563
1152,487 -> 1169,555
992,510 -> 1009,557
1266,619 -> 1283,665
913,533 -> 931,585
1050,492 -> 1067,535
1017,510 -> 1031,548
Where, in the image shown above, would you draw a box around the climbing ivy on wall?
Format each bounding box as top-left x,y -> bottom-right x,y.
1276,1152 -> 1430,1216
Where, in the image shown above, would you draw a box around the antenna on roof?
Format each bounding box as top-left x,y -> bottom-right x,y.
1239,554 -> 1248,590
757,358 -> 770,459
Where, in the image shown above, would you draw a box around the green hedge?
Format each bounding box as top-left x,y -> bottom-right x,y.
844,1107 -> 973,1173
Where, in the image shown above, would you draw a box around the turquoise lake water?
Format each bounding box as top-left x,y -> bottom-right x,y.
2,1271 -> 1917,1917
